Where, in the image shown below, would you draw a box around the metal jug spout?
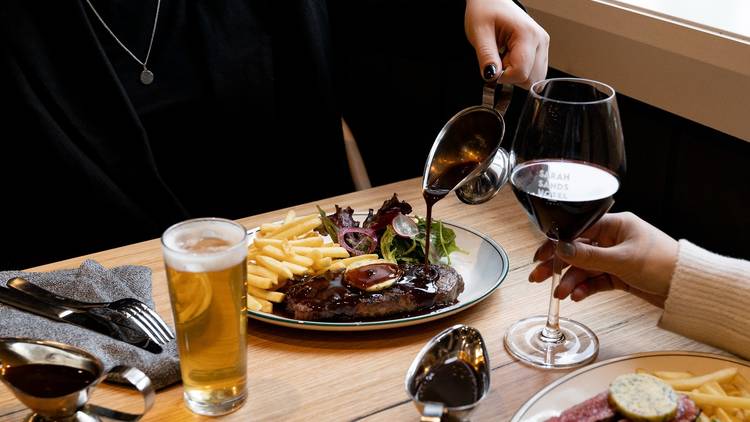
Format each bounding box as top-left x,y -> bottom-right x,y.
455,147 -> 510,205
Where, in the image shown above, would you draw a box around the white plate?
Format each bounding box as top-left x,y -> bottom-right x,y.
245,214 -> 509,331
511,351 -> 750,422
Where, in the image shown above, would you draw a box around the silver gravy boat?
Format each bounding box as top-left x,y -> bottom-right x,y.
405,325 -> 491,421
0,338 -> 154,422
422,81 -> 513,204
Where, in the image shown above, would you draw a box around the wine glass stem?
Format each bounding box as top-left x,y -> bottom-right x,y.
540,242 -> 564,343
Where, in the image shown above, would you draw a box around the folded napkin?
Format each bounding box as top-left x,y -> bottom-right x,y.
0,260 -> 180,389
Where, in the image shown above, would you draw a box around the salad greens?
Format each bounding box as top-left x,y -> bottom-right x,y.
316,205 -> 340,239
380,216 -> 463,265
317,194 -> 463,264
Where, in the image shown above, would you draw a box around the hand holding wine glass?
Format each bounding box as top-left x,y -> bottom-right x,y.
528,212 -> 679,307
504,78 -> 626,368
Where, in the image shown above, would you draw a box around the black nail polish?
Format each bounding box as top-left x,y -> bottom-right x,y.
483,64 -> 497,81
553,286 -> 562,299
558,242 -> 576,258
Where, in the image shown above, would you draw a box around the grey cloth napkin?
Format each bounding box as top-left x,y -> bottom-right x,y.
0,260 -> 180,389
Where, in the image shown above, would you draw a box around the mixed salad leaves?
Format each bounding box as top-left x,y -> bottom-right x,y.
316,194 -> 463,265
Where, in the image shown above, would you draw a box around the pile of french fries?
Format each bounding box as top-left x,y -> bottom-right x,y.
637,367 -> 750,421
245,210 -> 378,313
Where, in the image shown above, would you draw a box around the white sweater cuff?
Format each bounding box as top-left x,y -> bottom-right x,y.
659,240 -> 750,360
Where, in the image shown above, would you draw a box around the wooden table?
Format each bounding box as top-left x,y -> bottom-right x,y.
0,178 -> 725,421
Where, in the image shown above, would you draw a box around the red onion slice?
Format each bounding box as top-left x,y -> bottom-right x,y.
338,227 -> 378,256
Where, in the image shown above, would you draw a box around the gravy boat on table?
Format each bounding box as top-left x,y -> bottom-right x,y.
0,338 -> 154,422
405,325 -> 491,421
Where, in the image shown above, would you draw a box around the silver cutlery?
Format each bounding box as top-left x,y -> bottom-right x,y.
0,287 -> 163,354
6,277 -> 174,346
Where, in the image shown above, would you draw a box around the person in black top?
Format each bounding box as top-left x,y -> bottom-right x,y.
0,0 -> 547,269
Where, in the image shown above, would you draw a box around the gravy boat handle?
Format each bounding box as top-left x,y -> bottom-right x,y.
483,80 -> 513,116
87,365 -> 155,421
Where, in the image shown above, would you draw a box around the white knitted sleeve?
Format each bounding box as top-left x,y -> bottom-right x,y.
659,240 -> 750,359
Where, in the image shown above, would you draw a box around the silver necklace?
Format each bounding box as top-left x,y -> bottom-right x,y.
84,0 -> 161,85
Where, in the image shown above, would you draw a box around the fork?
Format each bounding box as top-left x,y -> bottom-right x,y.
6,277 -> 174,346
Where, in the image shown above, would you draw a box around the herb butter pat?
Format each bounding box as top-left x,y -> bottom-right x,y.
608,373 -> 679,421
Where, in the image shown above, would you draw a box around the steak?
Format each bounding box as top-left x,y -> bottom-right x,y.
672,395 -> 700,422
282,263 -> 464,321
546,392 -> 615,422
546,392 -> 700,422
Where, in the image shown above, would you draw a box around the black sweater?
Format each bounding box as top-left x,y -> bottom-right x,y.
0,0 -> 526,268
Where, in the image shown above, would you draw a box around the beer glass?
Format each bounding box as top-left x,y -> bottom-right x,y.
161,218 -> 248,415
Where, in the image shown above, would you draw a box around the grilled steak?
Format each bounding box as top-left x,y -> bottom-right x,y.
546,393 -> 699,422
282,263 -> 464,321
546,392 -> 615,422
672,395 -> 700,422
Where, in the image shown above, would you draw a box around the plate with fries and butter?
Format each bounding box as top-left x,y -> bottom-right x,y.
512,351 -> 750,422
241,194 -> 509,331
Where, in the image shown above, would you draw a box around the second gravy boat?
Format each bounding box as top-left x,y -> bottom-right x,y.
405,325 -> 491,421
0,338 -> 154,421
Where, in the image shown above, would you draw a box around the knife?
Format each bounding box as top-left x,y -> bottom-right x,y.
0,287 -> 162,354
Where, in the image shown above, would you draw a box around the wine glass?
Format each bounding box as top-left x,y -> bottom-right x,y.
503,78 -> 626,369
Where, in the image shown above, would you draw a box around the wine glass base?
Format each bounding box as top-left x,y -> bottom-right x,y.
504,316 -> 599,369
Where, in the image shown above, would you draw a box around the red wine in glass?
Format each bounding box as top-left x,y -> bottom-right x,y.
511,159 -> 619,242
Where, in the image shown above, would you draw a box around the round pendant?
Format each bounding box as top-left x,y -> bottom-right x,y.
140,69 -> 154,85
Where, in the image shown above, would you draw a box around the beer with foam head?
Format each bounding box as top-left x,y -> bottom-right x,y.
161,218 -> 248,416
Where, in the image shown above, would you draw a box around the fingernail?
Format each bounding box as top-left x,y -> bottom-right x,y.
483,64 -> 497,81
553,286 -> 562,299
558,241 -> 575,258
572,284 -> 588,302
528,268 -> 536,282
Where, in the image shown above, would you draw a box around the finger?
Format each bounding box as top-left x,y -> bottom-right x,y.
529,259 -> 553,283
529,257 -> 572,283
556,240 -> 626,275
468,25 -> 502,81
571,274 -> 616,302
577,214 -> 615,241
520,43 -> 548,89
577,213 -> 625,247
554,267 -> 598,299
533,240 -> 555,263
498,35 -> 536,85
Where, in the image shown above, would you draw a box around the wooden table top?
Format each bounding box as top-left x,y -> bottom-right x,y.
0,178 -> 724,421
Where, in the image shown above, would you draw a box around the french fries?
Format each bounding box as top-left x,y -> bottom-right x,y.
247,274 -> 274,289
247,286 -> 285,303
654,371 -> 695,380
682,392 -> 750,410
638,367 -> 750,421
246,294 -> 273,313
666,368 -> 738,390
246,210 -> 357,313
328,254 -> 380,272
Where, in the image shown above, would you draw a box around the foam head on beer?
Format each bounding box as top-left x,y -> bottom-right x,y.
162,219 -> 247,272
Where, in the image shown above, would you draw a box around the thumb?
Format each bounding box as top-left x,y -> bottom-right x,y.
469,26 -> 503,81
556,241 -> 623,275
